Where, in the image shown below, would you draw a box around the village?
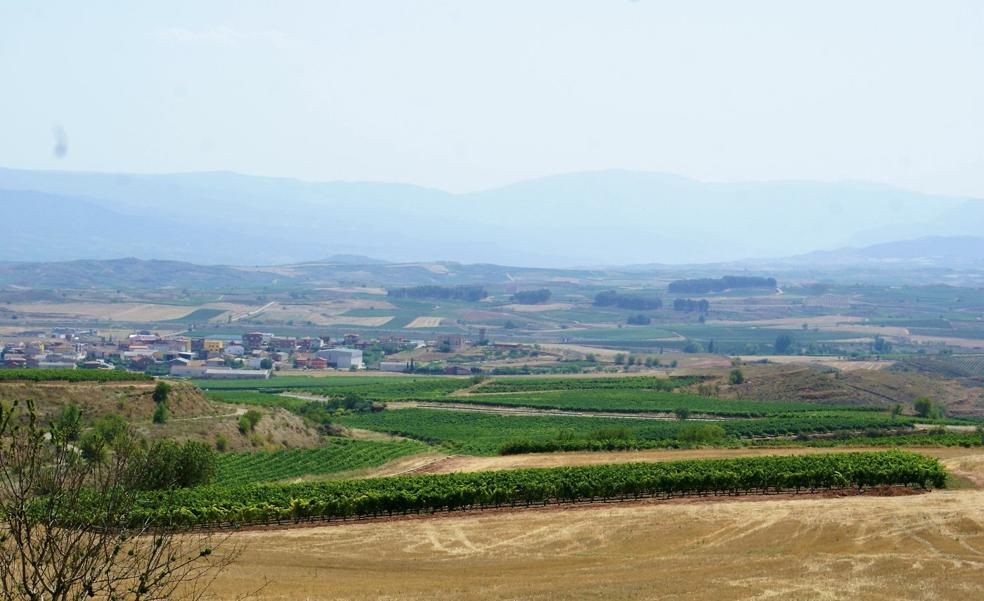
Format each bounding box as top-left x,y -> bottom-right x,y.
0,327 -> 548,378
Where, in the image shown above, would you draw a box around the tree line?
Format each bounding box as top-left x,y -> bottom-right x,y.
673,298 -> 710,313
387,285 -> 488,301
594,290 -> 663,310
668,276 -> 777,293
512,289 -> 552,304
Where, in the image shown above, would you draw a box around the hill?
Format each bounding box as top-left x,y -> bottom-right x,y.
787,236 -> 984,266
0,380 -> 321,451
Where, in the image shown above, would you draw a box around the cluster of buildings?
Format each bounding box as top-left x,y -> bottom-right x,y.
0,328 -> 496,379
0,337 -> 90,369
0,329 -> 372,379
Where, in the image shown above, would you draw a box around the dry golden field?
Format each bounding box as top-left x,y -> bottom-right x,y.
405,316 -> 445,328
209,448 -> 984,601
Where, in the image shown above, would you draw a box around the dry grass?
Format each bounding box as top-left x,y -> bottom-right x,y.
5,302 -> 196,322
736,355 -> 894,371
0,381 -> 321,451
406,316 -> 445,328
210,450 -> 984,600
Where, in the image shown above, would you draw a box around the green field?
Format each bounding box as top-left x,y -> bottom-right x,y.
0,368 -> 150,382
474,375 -> 697,393
190,375 -> 471,397
454,389 -> 874,417
215,439 -> 428,486
335,408 -> 916,455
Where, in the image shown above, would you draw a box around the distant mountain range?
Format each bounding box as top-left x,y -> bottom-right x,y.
1,235 -> 983,290
788,236 -> 984,265
3,167 -> 984,266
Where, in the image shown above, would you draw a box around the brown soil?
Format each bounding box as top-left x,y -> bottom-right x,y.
209,486 -> 984,601
720,362 -> 984,416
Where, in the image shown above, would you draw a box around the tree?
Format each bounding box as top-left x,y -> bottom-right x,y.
681,341 -> 703,353
913,397 -> 943,419
259,358 -> 274,370
512,289 -> 552,304
52,403 -> 83,443
152,402 -> 169,424
728,368 -> 745,385
152,381 -> 172,405
0,401 -> 235,601
238,409 -> 263,434
674,407 -> 691,420
613,353 -> 626,366
890,403 -> 903,420
774,334 -> 795,354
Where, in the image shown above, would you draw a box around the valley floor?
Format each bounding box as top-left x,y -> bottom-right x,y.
209,448 -> 984,600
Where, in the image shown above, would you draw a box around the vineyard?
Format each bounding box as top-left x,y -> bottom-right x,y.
215,439 -> 428,486
336,408 -> 919,455
473,376 -> 700,393
448,389 -> 873,417
191,375 -> 472,397
0,368 -> 151,382
128,451 -> 946,528
500,429 -> 984,454
301,378 -> 473,400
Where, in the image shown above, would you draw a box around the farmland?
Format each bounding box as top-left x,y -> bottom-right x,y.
130,451 -> 945,527
214,439 -> 429,486
334,408 -> 922,455
444,388 -> 870,417
7,259 -> 984,601
210,471 -> 984,601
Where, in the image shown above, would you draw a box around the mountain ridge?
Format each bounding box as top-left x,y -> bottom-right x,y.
2,166 -> 982,267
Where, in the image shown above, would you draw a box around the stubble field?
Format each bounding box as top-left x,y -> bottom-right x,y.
208,448 -> 984,601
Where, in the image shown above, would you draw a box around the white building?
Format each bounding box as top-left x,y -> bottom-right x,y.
315,348 -> 364,369
379,361 -> 410,373
202,368 -> 271,380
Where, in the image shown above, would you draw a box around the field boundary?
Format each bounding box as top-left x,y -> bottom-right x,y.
176,484 -> 929,533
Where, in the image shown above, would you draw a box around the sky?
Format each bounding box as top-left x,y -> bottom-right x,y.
1,1 -> 983,196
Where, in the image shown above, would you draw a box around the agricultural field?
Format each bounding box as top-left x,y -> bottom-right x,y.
129,451 -> 946,527
195,375 -> 473,398
334,408 -> 922,455
406,316 -> 445,328
211,456 -> 984,601
448,388 -> 869,417
214,438 -> 429,486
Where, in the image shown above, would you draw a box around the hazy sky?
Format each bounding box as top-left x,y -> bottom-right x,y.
1,1 -> 983,195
